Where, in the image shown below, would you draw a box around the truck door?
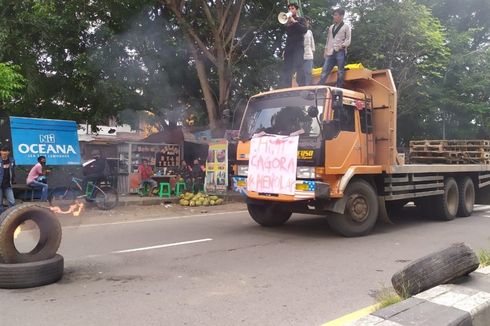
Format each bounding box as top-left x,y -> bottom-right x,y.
325,103 -> 362,174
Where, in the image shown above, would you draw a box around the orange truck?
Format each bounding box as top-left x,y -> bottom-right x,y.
233,67 -> 490,237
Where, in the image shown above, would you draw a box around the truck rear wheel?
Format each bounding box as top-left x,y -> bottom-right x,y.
457,177 -> 475,217
327,179 -> 379,237
247,203 -> 292,227
433,177 -> 459,220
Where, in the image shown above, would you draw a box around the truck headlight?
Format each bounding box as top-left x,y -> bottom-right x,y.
237,165 -> 249,176
297,166 -> 316,179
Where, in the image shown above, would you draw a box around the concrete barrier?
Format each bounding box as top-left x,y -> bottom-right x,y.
349,267 -> 490,326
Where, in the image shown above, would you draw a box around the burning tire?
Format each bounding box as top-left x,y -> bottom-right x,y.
247,203 -> 292,227
0,204 -> 61,263
0,254 -> 64,289
49,187 -> 79,211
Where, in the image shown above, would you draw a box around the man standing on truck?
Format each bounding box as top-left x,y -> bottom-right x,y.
26,156 -> 50,202
317,8 -> 351,87
280,2 -> 308,88
0,145 -> 15,213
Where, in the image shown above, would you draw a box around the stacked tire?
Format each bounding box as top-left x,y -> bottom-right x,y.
0,204 -> 63,289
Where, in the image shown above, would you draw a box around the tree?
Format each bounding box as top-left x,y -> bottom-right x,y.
0,62 -> 24,104
346,0 -> 450,143
157,0 -> 247,134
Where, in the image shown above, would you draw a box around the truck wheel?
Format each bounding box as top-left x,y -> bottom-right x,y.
247,203 -> 292,227
457,177 -> 475,217
328,179 -> 379,237
433,177 -> 459,221
0,254 -> 64,289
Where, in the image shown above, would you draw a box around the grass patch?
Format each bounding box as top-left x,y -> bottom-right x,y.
478,249 -> 490,267
374,287 -> 404,310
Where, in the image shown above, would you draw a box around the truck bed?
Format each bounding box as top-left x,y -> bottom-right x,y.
390,164 -> 490,174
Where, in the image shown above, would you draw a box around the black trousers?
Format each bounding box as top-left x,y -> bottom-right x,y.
280,47 -> 306,88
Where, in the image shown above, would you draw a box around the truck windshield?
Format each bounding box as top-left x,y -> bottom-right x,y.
239,90 -> 324,139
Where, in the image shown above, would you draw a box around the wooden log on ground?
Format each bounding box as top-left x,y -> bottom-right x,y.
391,243 -> 479,297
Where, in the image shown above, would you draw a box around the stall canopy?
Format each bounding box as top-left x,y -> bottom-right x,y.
10,116 -> 81,165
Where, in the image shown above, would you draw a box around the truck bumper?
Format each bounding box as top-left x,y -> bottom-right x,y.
233,176 -> 330,202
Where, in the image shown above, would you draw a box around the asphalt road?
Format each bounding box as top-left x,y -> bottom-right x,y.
2,204 -> 490,326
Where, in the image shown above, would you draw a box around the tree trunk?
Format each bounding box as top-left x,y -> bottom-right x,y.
190,46 -> 219,131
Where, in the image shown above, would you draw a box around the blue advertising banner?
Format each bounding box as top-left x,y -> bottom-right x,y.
10,117 -> 81,165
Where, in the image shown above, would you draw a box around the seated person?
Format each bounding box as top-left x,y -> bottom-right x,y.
26,156 -> 50,202
178,160 -> 193,191
82,149 -> 107,195
138,159 -> 158,195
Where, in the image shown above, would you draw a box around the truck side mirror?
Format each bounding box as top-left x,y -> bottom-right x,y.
322,119 -> 341,140
332,89 -> 343,111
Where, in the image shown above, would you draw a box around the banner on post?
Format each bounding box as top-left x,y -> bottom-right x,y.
247,134 -> 299,195
205,139 -> 228,193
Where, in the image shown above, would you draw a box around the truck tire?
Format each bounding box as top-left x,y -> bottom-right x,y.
457,177 -> 475,217
328,179 -> 379,237
433,177 -> 459,221
0,204 -> 62,263
391,243 -> 478,297
0,254 -> 64,289
247,203 -> 292,227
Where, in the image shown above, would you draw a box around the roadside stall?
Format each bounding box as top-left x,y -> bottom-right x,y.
118,142 -> 182,194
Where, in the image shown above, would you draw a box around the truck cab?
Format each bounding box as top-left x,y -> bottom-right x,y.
234,67 -> 490,237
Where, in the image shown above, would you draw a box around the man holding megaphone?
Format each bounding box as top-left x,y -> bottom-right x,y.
279,2 -> 307,88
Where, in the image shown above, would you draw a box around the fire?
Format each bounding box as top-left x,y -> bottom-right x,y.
14,226 -> 22,240
50,200 -> 85,216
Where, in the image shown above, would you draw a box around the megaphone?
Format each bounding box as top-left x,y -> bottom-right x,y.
278,11 -> 293,24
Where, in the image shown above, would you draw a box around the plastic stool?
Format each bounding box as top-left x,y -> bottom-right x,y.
192,182 -> 205,193
159,182 -> 171,198
175,182 -> 186,196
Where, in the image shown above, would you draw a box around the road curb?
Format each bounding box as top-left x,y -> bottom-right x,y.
347,267 -> 490,326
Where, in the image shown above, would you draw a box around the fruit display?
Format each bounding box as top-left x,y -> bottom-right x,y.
178,192 -> 224,206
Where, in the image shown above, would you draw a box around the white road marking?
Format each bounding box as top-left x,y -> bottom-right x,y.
62,210 -> 248,230
113,238 -> 213,254
65,238 -> 214,261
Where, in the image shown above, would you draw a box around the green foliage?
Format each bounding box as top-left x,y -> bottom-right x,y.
0,62 -> 24,102
0,0 -> 488,143
478,249 -> 490,267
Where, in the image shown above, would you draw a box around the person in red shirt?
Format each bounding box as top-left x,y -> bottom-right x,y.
138,159 -> 157,195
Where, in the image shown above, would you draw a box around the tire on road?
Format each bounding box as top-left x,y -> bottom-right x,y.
95,187 -> 119,210
0,204 -> 62,263
433,177 -> 459,221
391,243 -> 479,297
457,177 -> 475,217
327,179 -> 379,237
247,203 -> 292,227
0,254 -> 64,289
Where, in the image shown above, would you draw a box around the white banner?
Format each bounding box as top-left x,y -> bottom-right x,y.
247,134 -> 299,195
